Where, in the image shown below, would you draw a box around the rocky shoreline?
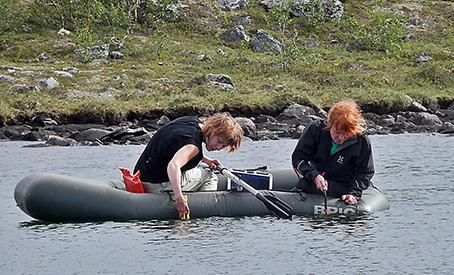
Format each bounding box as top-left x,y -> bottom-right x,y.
1,99 -> 454,147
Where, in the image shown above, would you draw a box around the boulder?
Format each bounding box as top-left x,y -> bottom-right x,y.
223,25 -> 250,42
45,135 -> 77,146
216,0 -> 250,11
250,29 -> 282,54
72,128 -> 113,142
235,117 -> 256,137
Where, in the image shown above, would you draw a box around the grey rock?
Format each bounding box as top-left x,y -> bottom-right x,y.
36,53 -> 49,62
43,118 -> 58,126
293,124 -> 306,138
54,71 -> 74,78
376,114 -> 396,127
261,0 -> 343,20
235,117 -> 256,137
416,52 -> 432,63
405,95 -> 427,112
110,51 -> 124,59
0,75 -> 14,83
250,29 -> 282,54
157,115 -> 171,125
57,28 -> 70,35
238,16 -> 253,24
90,44 -> 110,59
439,122 -> 454,134
412,112 -> 442,126
207,82 -> 235,92
45,135 -> 77,146
203,73 -> 234,86
223,25 -> 250,42
40,77 -> 60,88
216,0 -> 250,11
194,55 -> 213,62
72,128 -> 112,142
277,104 -> 316,120
63,67 -> 79,73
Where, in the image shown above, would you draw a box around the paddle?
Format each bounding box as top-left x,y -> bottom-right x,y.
322,172 -> 328,215
216,165 -> 293,219
323,190 -> 328,215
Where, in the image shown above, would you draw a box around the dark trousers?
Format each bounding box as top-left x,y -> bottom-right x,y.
296,177 -> 349,198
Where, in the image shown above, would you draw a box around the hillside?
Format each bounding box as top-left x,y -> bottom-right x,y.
0,0 -> 453,125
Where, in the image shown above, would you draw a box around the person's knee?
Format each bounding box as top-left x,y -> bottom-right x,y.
180,168 -> 218,191
296,177 -> 311,190
198,168 -> 218,191
296,177 -> 322,195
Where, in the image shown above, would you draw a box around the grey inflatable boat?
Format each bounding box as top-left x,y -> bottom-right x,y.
14,168 -> 389,222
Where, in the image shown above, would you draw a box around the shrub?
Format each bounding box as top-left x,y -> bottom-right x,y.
340,4 -> 405,52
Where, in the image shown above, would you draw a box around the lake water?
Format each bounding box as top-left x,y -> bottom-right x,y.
1,133 -> 453,275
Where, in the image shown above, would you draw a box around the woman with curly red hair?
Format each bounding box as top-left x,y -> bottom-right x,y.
292,99 -> 374,205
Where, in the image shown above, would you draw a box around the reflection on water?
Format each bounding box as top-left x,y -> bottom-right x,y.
303,213 -> 373,228
140,220 -> 196,243
1,134 -> 454,274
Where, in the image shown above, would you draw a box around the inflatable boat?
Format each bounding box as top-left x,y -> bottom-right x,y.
14,168 -> 389,222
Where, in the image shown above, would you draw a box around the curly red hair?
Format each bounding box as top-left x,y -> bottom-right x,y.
326,99 -> 367,137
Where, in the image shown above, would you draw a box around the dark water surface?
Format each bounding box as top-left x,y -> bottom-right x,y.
1,133 -> 453,275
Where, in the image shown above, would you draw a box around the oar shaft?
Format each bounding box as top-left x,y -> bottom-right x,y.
218,166 -> 258,195
216,165 -> 292,219
322,172 -> 328,215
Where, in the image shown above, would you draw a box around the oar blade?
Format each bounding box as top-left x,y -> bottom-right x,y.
264,194 -> 293,215
256,192 -> 293,219
216,165 -> 293,219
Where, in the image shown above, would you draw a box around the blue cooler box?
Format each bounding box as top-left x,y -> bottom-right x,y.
226,169 -> 273,191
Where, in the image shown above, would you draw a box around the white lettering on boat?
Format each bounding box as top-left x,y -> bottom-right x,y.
314,205 -> 357,214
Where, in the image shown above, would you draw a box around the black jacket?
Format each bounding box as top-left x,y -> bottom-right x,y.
291,120 -> 374,198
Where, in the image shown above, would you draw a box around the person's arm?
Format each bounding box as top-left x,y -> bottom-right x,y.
345,136 -> 375,204
167,144 -> 200,218
292,122 -> 322,182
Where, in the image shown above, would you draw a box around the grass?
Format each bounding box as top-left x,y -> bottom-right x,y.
0,0 -> 453,124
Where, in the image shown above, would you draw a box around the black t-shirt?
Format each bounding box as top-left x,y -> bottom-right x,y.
134,116 -> 203,183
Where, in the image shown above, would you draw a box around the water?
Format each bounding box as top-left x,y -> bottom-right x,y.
1,133 -> 453,275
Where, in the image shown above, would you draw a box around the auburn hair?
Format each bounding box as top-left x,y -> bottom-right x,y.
202,112 -> 243,152
325,99 -> 367,137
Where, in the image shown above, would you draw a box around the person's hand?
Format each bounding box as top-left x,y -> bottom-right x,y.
314,174 -> 328,191
175,195 -> 190,219
203,156 -> 221,169
342,194 -> 358,205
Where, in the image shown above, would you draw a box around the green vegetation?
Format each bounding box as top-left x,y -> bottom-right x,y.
0,0 -> 453,123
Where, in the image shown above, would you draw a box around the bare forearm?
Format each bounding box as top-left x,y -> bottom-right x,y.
167,163 -> 183,199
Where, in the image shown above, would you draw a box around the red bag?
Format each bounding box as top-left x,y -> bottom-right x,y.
119,168 -> 144,193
